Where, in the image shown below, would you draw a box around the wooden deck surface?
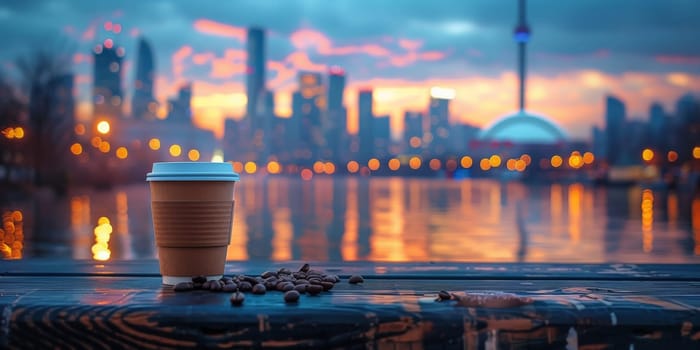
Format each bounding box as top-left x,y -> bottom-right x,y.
1,260 -> 700,349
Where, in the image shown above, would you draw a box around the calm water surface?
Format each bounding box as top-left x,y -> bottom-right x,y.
2,177 -> 699,263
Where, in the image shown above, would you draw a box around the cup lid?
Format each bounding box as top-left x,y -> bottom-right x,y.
146,162 -> 240,181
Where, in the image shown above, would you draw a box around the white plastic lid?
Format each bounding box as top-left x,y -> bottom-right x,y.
146,162 -> 240,182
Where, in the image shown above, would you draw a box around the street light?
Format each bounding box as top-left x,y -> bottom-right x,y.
96,121 -> 110,135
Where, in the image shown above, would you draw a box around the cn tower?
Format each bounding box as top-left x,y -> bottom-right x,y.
514,0 -> 531,112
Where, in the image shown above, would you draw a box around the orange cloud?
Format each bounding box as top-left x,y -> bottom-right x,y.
284,51 -> 327,72
192,52 -> 216,65
172,45 -> 193,77
290,29 -> 391,57
193,19 -> 246,42
398,39 -> 423,51
73,53 -> 92,64
81,22 -> 97,41
210,49 -> 247,79
268,60 -> 297,90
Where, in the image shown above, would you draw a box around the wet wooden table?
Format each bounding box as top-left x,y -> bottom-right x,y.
1,260 -> 700,349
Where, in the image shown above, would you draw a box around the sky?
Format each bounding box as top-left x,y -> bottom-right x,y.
1,0 -> 699,140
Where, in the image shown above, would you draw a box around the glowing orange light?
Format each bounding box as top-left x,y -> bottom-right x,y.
91,136 -> 102,148
324,162 -> 336,174
642,148 -> 654,162
368,158 -> 380,171
74,124 -> 86,135
70,143 -> 83,155
479,158 -> 491,171
98,141 -> 110,153
388,158 -> 400,171
13,127 -> 24,139
489,155 -> 501,168
347,161 -> 360,173
506,159 -> 517,171
551,155 -> 563,168
115,147 -> 128,159
583,152 -> 595,164
409,156 -> 422,170
520,154 -> 532,165
313,161 -> 325,174
667,151 -> 678,162
429,158 -> 441,170
569,154 -> 583,169
188,149 -> 200,161
96,121 -> 110,134
232,161 -> 244,173
267,161 -> 281,174
409,136 -> 422,148
148,138 -> 161,150
169,144 -> 182,157
300,168 -> 313,180
244,161 -> 257,174
515,159 -> 527,172
693,147 -> 700,159
460,156 -> 473,168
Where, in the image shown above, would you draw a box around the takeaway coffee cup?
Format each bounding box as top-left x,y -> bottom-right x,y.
146,162 -> 239,285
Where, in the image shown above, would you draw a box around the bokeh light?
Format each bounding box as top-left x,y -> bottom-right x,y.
460,156 -> 473,168
96,120 -> 110,134
70,143 -> 83,155
244,161 -> 257,174
267,161 -> 281,174
368,158 -> 380,171
642,148 -> 654,162
489,155 -> 501,168
169,144 -> 182,157
347,161 -> 359,173
408,156 -> 422,170
115,147 -> 128,159
148,138 -> 161,150
550,155 -> 563,168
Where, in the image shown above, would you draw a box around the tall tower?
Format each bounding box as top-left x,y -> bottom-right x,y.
514,0 -> 531,112
93,43 -> 124,119
132,37 -> 156,120
246,27 -> 266,123
326,67 -> 346,161
358,89 -> 374,161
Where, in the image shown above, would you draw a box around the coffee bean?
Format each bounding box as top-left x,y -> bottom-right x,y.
282,282 -> 295,292
294,284 -> 307,294
332,275 -> 341,283
309,278 -> 322,285
292,272 -> 305,279
264,281 -> 277,290
348,275 -> 364,284
299,263 -> 310,273
307,269 -> 323,276
261,271 -> 277,279
320,281 -> 334,291
221,277 -> 233,285
193,282 -> 203,289
230,292 -> 245,306
252,284 -> 266,295
437,290 -> 452,301
284,290 -> 300,303
209,280 -> 222,291
192,276 -> 207,284
294,279 -> 309,285
306,284 -> 323,295
238,281 -> 253,292
174,282 -> 193,292
222,283 -> 237,292
323,276 -> 336,283
202,281 -> 212,289
278,267 -> 292,275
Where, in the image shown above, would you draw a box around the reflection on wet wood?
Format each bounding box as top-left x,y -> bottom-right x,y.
1,261 -> 700,349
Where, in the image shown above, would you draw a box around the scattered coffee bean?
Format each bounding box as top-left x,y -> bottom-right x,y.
320,281 -> 334,291
261,271 -> 277,279
174,282 -> 193,292
221,277 -> 233,285
437,290 -> 452,301
299,263 -> 310,273
294,284 -> 307,294
284,290 -> 300,303
192,276 -> 207,284
238,281 -> 253,292
281,282 -> 295,292
222,283 -> 237,292
230,291 -> 245,306
309,278 -> 322,285
294,279 -> 309,285
306,284 -> 323,295
209,280 -> 222,291
278,267 -> 292,275
264,281 -> 277,290
252,284 -> 266,295
348,275 -> 364,284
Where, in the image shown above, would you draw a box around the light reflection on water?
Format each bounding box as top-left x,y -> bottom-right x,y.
2,177 -> 699,263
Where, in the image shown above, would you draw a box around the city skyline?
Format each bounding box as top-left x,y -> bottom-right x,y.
1,0 -> 700,140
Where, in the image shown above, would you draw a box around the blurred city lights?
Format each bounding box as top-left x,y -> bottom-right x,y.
98,141 -> 111,153
408,156 -> 422,170
479,158 -> 491,171
460,156 -> 473,168
642,148 -> 654,162
169,144 -> 182,157
568,153 -> 583,169
520,154 -> 532,165
267,161 -> 281,174
429,158 -> 441,170
13,127 -> 24,139
667,150 -> 678,162
368,158 -> 380,171
347,161 -> 360,173
92,217 -> 112,261
96,120 -> 110,134
188,149 -> 200,161
694,147 -> 700,159
583,152 -> 595,164
300,168 -> 313,180
551,155 -> 563,168
515,159 -> 527,172
244,161 -> 257,174
231,161 -> 244,173
91,136 -> 102,148
489,155 -> 502,168
324,162 -> 336,174
211,149 -> 224,162
115,147 -> 128,159
446,159 -> 457,171
409,136 -> 422,148
148,138 -> 161,150
388,158 -> 400,171
313,161 -> 325,174
70,143 -> 83,156
74,124 -> 86,135
506,159 -> 517,171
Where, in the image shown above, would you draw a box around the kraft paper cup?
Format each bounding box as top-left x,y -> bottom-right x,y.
146,162 -> 239,285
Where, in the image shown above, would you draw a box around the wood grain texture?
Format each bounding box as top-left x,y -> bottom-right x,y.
0,261 -> 699,349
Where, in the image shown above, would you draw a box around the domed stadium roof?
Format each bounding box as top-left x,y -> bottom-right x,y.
479,110 -> 568,144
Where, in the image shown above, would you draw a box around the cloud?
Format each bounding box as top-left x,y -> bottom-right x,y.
655,55 -> 700,65
171,45 -> 192,77
193,19 -> 246,42
209,49 -> 247,79
290,29 -> 391,57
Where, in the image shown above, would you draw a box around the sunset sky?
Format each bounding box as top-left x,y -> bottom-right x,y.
1,0 -> 700,140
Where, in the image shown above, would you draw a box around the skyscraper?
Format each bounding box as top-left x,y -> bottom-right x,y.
358,89 -> 374,161
648,102 -> 666,151
297,71 -> 324,161
605,95 -> 626,166
403,111 -> 423,154
514,0 -> 531,111
373,114 -> 391,158
428,87 -> 454,155
93,44 -> 124,119
168,83 -> 192,123
246,27 -> 266,124
326,67 -> 346,161
132,38 -> 156,120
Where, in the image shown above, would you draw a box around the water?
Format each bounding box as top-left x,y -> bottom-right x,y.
2,177 -> 699,263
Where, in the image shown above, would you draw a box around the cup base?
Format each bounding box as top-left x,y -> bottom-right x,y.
162,275 -> 223,286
